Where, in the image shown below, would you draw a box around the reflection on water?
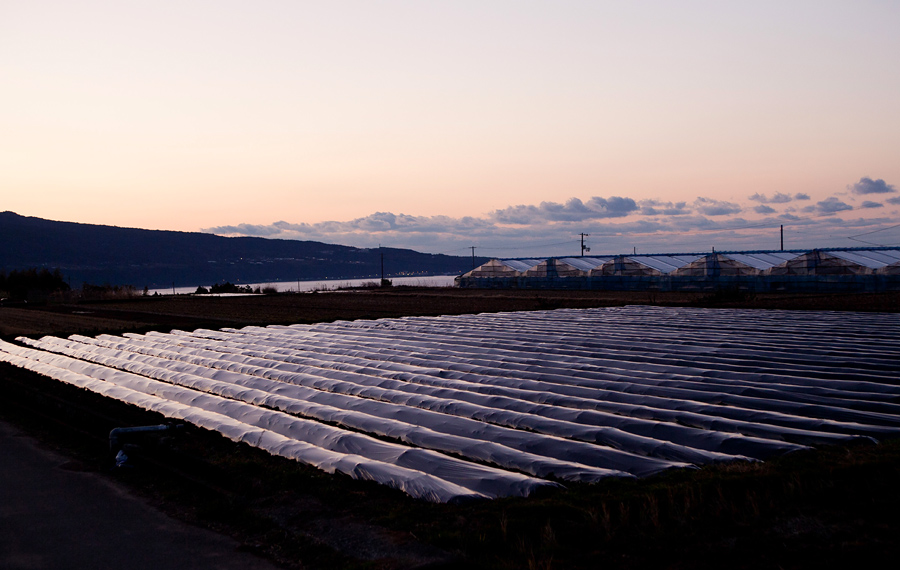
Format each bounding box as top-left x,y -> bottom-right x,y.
150,275 -> 458,296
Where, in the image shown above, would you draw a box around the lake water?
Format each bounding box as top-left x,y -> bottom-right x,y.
150,274 -> 459,296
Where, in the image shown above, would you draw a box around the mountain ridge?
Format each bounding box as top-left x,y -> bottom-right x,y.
0,211 -> 483,288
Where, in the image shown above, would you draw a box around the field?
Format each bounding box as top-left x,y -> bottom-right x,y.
3,288 -> 900,341
2,288 -> 900,568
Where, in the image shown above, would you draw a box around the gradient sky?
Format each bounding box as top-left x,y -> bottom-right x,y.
3,1 -> 899,256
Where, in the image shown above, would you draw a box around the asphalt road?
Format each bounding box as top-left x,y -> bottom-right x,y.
0,420 -> 278,570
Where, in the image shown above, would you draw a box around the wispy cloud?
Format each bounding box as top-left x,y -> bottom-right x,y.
748,192 -> 809,204
213,223 -> 283,237
637,199 -> 690,216
693,197 -> 741,216
860,201 -> 883,209
211,212 -> 494,238
749,192 -> 791,204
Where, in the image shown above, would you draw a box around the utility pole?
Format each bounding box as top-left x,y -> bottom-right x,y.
579,233 -> 590,257
470,246 -> 476,269
381,250 -> 385,281
780,225 -> 784,251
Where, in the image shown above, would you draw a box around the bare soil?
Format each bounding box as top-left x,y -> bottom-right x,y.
3,287 -> 899,341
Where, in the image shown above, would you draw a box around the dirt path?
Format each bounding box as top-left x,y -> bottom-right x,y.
0,419 -> 279,570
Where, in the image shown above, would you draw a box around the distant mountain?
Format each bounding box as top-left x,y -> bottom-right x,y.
0,212 -> 486,288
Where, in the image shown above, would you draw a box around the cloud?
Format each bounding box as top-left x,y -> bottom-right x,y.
638,199 -> 691,216
587,196 -> 639,217
693,197 -> 742,216
202,190 -> 894,258
749,192 -> 794,204
804,197 -> 853,215
205,223 -> 284,237
850,177 -> 897,195
490,196 -> 638,224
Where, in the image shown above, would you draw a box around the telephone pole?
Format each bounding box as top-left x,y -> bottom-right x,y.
579,233 -> 590,257
470,246 -> 477,269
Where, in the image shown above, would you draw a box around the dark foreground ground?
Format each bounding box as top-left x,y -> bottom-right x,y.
0,419 -> 278,570
2,288 -> 899,569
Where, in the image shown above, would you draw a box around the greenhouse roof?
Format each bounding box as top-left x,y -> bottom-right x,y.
827,249 -> 900,269
557,257 -> 614,271
498,259 -> 543,272
632,254 -> 702,274
724,252 -> 798,270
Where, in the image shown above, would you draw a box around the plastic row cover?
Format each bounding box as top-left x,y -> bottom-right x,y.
3,306 -> 899,501
0,340 -> 556,502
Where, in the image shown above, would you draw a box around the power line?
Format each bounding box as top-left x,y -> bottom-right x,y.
846,222 -> 900,239
479,240 -> 580,252
847,236 -> 900,247
434,245 -> 477,255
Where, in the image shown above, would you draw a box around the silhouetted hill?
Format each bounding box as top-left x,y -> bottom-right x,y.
0,212 -> 485,288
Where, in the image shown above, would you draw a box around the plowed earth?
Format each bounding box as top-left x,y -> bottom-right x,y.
4,288 -> 899,341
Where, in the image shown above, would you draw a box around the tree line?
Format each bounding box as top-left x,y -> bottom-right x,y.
0,268 -> 69,301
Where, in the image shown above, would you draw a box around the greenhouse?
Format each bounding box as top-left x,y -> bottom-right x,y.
464,258 -> 543,278
457,247 -> 900,292
670,253 -> 759,277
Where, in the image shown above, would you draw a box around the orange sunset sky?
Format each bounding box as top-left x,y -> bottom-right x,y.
2,1 -> 899,256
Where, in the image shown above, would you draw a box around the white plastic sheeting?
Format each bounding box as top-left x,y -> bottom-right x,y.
724,252 -> 797,271
2,306 -> 899,502
624,254 -> 701,274
828,249 -> 900,270
557,257 -> 613,272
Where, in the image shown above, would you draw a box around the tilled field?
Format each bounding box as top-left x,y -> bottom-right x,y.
4,289 -> 637,340
3,288 -> 900,341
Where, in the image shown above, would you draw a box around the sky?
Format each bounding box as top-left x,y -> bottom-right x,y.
2,1 -> 899,257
